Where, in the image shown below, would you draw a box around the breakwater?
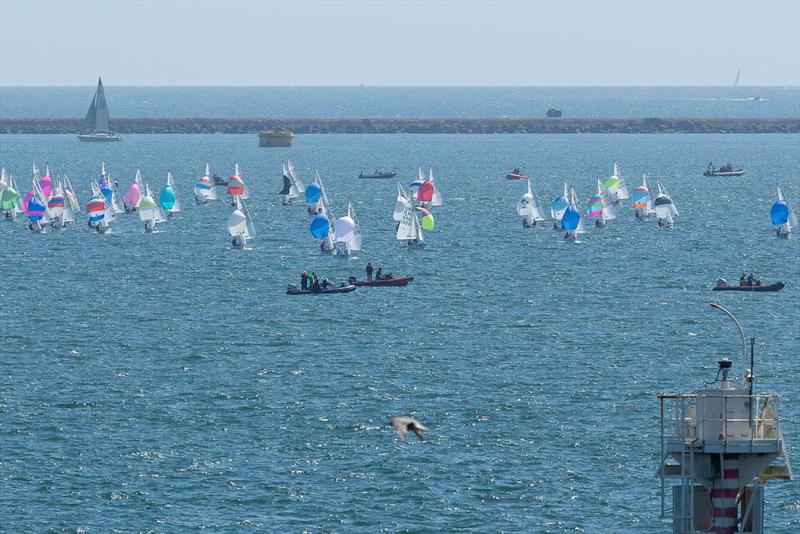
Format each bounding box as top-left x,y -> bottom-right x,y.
1,117 -> 798,134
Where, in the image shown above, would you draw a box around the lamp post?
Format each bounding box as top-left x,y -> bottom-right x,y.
709,303 -> 747,386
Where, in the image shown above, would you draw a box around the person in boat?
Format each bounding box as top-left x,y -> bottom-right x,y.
706,162 -> 715,174
321,278 -> 331,289
746,273 -> 754,286
740,272 -> 747,286
301,270 -> 309,290
522,218 -> 531,228
4,212 -> 13,220
716,278 -> 728,288
145,220 -> 156,233
375,266 -> 383,280
366,261 -> 374,281
311,274 -> 321,293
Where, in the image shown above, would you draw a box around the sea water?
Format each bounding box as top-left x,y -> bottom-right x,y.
1,132 -> 798,532
1,85 -> 799,119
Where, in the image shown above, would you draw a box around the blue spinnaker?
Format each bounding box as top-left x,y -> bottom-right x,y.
101,186 -> 113,204
309,213 -> 330,239
561,205 -> 581,231
770,201 -> 789,225
305,183 -> 321,203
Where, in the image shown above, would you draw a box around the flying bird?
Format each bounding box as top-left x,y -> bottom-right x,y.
390,416 -> 427,440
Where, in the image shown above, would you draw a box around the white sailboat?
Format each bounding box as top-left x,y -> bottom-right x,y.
733,68 -> 741,87
279,163 -> 303,205
234,195 -> 256,240
653,181 -> 678,228
550,182 -> 570,230
227,204 -> 252,250
428,168 -> 444,207
287,160 -> 305,193
194,164 -> 218,203
100,163 -> 125,214
396,203 -> 424,247
632,174 -> 656,219
334,200 -> 362,258
160,171 -> 181,215
771,186 -> 798,238
393,182 -> 411,222
139,185 -> 167,233
314,171 -> 336,252
233,162 -> 249,199
568,185 -> 588,234
603,162 -> 630,204
517,179 -> 546,228
587,180 -> 616,227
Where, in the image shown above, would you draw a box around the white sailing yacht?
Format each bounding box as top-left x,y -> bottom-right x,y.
78,77 -> 121,141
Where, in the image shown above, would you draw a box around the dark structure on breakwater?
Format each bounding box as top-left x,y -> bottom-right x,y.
1,117 -> 798,134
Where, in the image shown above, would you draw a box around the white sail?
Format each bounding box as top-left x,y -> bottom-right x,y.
233,196 -> 256,239
396,205 -> 415,240
777,186 -> 798,229
613,163 -> 630,200
598,180 -> 616,220
429,168 -> 444,207
643,175 -> 656,214
530,180 -> 546,221
101,163 -> 124,213
287,160 -> 305,193
393,182 -> 410,221
517,180 -> 534,217
657,182 -> 679,217
733,68 -> 741,87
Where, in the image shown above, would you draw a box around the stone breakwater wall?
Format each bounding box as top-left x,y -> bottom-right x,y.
1,117 -> 798,134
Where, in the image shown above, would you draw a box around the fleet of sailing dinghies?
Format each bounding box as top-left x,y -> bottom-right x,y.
3,160 -> 797,245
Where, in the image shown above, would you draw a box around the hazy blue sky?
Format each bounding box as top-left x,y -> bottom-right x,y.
1,0 -> 798,86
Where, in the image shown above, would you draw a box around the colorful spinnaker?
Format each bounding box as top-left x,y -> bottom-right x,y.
26,196 -> 46,221
87,196 -> 106,223
417,180 -> 435,203
603,163 -> 630,203
417,206 -> 435,230
561,204 -> 581,232
160,171 -> 180,213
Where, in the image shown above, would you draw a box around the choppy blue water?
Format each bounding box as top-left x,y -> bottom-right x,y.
1,86 -> 799,119
1,133 -> 799,532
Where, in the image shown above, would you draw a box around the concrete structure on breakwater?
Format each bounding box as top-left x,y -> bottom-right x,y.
1,117 -> 798,134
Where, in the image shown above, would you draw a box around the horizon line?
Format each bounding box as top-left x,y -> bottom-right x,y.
1,83 -> 799,89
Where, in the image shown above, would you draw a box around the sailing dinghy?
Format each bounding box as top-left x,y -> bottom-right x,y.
603,163 -> 630,204
632,175 -> 656,220
334,200 -> 362,258
770,186 -> 797,238
139,185 -> 167,233
586,180 -> 616,227
160,171 -> 181,216
653,181 -> 678,228
517,179 -> 546,228
550,183 -> 570,230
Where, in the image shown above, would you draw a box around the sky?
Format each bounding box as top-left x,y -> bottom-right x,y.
1,0 -> 798,86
